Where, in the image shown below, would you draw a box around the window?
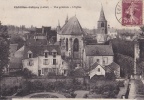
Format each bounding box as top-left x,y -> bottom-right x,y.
53,52 -> 57,58
44,52 -> 48,58
44,50 -> 49,58
98,68 -> 100,72
28,53 -> 32,58
42,68 -> 44,74
43,59 -> 49,65
28,51 -> 33,58
97,59 -> 100,63
53,59 -> 56,65
73,38 -> 79,52
103,57 -> 108,64
101,22 -> 104,27
28,60 -> 34,66
66,38 -> 68,51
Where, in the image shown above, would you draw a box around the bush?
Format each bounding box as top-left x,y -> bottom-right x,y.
45,82 -> 55,92
16,81 -> 31,96
31,80 -> 44,92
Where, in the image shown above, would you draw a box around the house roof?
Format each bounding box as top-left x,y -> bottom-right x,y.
25,39 -> 48,46
85,45 -> 114,56
85,62 -> 105,72
36,28 -> 42,33
9,57 -> 22,69
23,45 -> 61,59
10,44 -> 18,54
59,16 -> 84,35
105,62 -> 120,73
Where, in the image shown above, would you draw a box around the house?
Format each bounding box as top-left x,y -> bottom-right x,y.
22,45 -> 69,76
88,62 -> 105,79
9,46 -> 24,73
25,26 -> 57,44
9,44 -> 18,58
84,45 -> 114,67
83,44 -> 120,78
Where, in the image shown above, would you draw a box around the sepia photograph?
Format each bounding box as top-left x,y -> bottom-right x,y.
0,0 -> 144,100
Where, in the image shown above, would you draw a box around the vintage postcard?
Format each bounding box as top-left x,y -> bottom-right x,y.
0,0 -> 144,100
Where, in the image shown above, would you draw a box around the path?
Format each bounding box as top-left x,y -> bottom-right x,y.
24,92 -> 66,98
74,90 -> 89,98
117,79 -> 129,98
128,80 -> 136,99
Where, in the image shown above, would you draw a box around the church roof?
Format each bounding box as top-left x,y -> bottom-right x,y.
98,6 -> 107,22
85,45 -> 114,56
59,16 -> 84,35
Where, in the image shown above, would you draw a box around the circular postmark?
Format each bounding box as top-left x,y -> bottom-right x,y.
115,0 -> 122,25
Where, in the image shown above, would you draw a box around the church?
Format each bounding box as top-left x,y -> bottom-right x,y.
21,5 -> 120,78
55,6 -> 120,78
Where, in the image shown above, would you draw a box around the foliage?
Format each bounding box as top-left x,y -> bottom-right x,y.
0,25 -> 9,77
31,80 -> 44,92
10,35 -> 24,49
109,38 -> 134,58
92,84 -> 120,98
16,81 -> 31,96
0,84 -> 18,96
22,68 -> 36,78
115,53 -> 134,77
105,72 -> 116,80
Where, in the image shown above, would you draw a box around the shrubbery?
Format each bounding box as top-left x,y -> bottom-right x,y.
16,79 -> 85,97
91,84 -> 120,98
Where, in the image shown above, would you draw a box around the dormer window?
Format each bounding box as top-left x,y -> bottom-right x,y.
44,50 -> 49,58
28,51 -> 33,58
52,49 -> 57,58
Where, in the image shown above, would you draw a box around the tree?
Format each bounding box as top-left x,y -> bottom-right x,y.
10,35 -> 24,49
22,68 -> 35,78
0,24 -> 9,77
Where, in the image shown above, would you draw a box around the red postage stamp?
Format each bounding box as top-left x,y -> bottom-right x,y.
122,0 -> 143,26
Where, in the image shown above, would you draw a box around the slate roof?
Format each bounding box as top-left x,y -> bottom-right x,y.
59,16 -> 84,35
98,6 -> 107,22
105,62 -> 120,73
85,45 -> 114,56
9,57 -> 22,69
25,39 -> 48,46
23,45 -> 61,59
10,44 -> 18,54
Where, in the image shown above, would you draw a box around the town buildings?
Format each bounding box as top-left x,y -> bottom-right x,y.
8,5 -> 121,78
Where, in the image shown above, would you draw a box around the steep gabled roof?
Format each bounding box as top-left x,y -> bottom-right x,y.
23,45 -> 61,59
85,45 -> 114,56
85,62 -> 105,72
98,6 -> 107,22
10,44 -> 18,54
59,16 -> 84,35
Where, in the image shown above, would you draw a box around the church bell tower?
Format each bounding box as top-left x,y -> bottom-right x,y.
97,5 -> 108,43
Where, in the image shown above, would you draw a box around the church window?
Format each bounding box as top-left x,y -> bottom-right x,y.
101,22 -> 104,27
73,38 -> 79,52
66,38 -> 68,51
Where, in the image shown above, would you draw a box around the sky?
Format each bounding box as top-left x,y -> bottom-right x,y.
0,0 -> 141,29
